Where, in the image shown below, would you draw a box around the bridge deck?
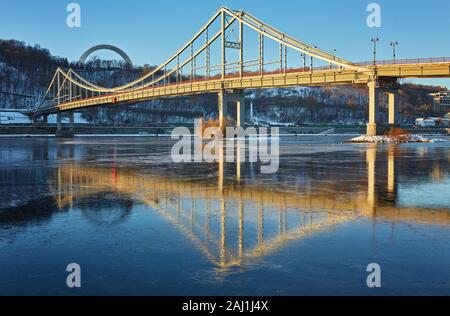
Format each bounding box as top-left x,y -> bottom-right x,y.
36,61 -> 450,116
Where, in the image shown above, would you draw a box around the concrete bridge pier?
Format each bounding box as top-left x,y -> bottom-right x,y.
56,112 -> 75,138
386,90 -> 399,128
31,115 -> 48,125
218,90 -> 246,128
367,81 -> 400,136
367,81 -> 379,136
56,113 -> 62,132
69,113 -> 74,132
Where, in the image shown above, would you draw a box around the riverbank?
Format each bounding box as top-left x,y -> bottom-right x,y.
0,124 -> 447,137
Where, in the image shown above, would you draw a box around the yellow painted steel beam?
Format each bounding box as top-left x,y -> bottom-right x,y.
222,7 -> 365,71
35,61 -> 450,117
51,69 -> 370,113
376,62 -> 450,78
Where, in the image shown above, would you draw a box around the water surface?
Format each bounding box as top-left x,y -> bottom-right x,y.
0,136 -> 449,295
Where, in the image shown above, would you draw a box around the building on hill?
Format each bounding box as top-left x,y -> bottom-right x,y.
430,91 -> 450,116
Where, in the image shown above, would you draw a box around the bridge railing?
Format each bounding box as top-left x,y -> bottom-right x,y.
356,57 -> 450,67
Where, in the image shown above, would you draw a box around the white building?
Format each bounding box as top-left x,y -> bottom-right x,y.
0,112 -> 89,125
415,117 -> 450,128
0,112 -> 31,125
415,118 -> 436,128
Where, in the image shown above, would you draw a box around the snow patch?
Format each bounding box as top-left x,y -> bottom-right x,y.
349,134 -> 447,144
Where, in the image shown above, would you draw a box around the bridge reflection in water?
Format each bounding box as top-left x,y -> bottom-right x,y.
52,145 -> 450,270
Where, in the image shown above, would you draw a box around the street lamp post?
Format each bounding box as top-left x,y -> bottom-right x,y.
371,38 -> 379,66
330,49 -> 337,69
301,53 -> 306,70
310,46 -> 317,72
390,41 -> 399,64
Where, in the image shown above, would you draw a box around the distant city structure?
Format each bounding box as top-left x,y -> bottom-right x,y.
430,91 -> 450,116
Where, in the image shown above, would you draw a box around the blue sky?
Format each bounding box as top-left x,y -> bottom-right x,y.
1,0 -> 449,87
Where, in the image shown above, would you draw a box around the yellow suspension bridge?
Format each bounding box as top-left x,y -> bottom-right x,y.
30,6 -> 450,136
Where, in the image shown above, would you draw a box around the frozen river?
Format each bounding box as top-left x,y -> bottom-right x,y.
0,136 -> 449,295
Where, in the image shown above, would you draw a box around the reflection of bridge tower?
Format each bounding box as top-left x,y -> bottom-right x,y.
54,163 -> 356,269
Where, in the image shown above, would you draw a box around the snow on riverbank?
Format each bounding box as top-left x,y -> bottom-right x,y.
349,134 -> 447,144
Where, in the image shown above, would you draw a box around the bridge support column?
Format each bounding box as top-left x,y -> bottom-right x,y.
387,91 -> 398,127
218,90 -> 246,128
367,81 -> 379,136
57,113 -> 62,132
69,112 -> 74,132
236,95 -> 246,128
218,91 -> 228,129
55,112 -> 75,138
32,115 -> 49,125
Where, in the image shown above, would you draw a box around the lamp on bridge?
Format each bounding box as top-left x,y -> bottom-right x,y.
330,49 -> 337,69
390,41 -> 399,64
371,38 -> 380,66
310,46 -> 317,71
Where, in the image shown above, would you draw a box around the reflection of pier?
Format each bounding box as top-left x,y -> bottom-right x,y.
53,146 -> 450,269
365,145 -> 450,225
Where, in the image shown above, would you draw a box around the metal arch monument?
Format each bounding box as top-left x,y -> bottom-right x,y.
79,44 -> 133,67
